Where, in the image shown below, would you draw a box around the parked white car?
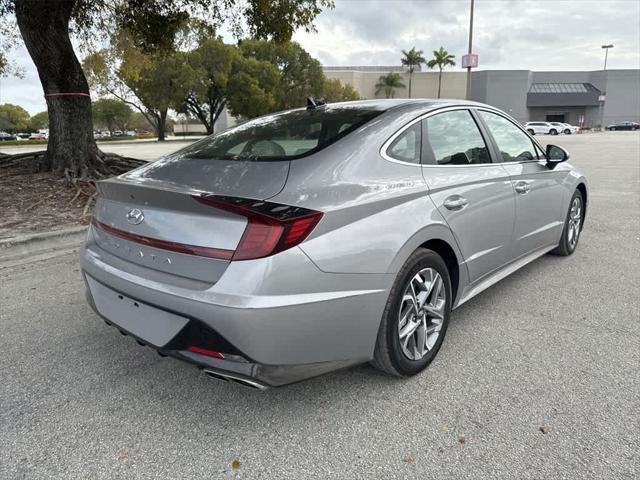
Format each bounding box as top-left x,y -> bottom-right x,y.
524,122 -> 559,135
549,122 -> 579,135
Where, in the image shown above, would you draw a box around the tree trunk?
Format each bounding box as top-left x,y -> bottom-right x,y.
437,68 -> 443,98
408,72 -> 412,98
157,110 -> 167,141
15,0 -> 97,178
185,95 -> 212,134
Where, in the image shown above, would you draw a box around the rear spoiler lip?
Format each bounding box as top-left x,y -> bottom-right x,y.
95,176 -> 271,202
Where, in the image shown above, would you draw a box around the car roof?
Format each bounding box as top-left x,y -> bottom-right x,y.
323,98 -> 492,113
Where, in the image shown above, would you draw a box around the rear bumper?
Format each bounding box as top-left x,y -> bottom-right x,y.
81,226 -> 393,386
83,274 -> 363,387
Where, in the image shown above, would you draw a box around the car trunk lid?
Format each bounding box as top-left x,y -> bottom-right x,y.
91,159 -> 290,284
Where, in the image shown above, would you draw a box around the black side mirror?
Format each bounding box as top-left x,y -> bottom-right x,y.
545,144 -> 569,169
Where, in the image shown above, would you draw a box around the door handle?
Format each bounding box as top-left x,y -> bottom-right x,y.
514,181 -> 531,194
443,195 -> 468,210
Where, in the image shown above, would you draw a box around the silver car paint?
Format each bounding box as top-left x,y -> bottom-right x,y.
81,99 -> 588,386
501,160 -> 567,258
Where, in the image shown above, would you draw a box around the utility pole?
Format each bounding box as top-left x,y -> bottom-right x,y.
599,44 -> 613,130
465,0 -> 475,99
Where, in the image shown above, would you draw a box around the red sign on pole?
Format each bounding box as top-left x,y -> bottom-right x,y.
462,54 -> 479,68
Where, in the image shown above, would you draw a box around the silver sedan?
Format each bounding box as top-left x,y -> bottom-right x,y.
81,99 -> 587,388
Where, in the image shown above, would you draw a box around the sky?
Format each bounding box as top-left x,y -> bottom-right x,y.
2,0 -> 639,115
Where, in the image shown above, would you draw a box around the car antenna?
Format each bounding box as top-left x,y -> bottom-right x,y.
307,97 -> 326,110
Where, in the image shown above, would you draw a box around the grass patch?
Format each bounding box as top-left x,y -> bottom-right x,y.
0,139 -> 48,146
0,135 -> 161,147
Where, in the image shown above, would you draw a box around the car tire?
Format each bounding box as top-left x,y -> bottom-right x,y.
564,129 -> 571,135
527,129 -> 535,135
551,189 -> 584,256
610,127 -> 615,131
550,129 -> 558,135
371,248 -> 452,377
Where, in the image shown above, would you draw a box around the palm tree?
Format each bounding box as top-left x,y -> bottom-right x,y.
401,47 -> 426,98
375,72 -> 406,99
427,47 -> 456,98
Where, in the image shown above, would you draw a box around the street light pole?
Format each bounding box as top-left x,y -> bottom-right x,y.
602,44 -> 613,70
466,0 -> 475,99
599,44 -> 613,130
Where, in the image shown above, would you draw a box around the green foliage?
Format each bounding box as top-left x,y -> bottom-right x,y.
1,0 -> 332,52
401,47 -> 426,98
0,103 -> 30,132
244,0 -> 334,43
427,47 -> 456,98
118,50 -> 193,139
375,73 -> 406,99
85,26 -> 354,137
113,1 -> 190,53
120,51 -> 193,118
227,57 -> 279,119
92,98 -> 133,132
179,38 -> 239,133
2,0 -> 332,55
321,78 -> 360,102
179,38 -> 280,131
239,39 -> 324,110
401,47 -> 426,73
28,111 -> 49,131
427,47 -> 456,70
84,36 -> 195,139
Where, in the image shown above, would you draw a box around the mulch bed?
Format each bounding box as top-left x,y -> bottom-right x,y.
0,161 -> 93,239
0,149 -> 146,240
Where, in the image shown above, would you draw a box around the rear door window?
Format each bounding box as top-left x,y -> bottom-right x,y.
180,106 -> 383,161
422,109 -> 492,165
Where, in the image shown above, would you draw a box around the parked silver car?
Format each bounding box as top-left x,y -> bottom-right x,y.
81,99 -> 588,388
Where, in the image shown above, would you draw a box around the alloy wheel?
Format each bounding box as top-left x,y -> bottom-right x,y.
397,268 -> 446,360
567,197 -> 582,249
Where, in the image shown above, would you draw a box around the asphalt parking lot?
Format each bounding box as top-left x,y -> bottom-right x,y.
1,132 -> 638,479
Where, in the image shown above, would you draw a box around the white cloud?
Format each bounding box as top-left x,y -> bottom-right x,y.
1,0 -> 639,115
1,46 -> 45,115
294,0 -> 640,71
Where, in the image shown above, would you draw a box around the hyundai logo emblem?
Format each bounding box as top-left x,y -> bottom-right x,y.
126,208 -> 145,225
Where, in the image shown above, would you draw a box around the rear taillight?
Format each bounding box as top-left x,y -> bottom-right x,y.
194,195 -> 323,261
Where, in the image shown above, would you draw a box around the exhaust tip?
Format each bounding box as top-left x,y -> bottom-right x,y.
203,369 -> 267,390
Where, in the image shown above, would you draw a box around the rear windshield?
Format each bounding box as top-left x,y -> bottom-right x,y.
180,106 -> 384,161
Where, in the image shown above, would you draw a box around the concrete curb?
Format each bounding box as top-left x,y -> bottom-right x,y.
0,225 -> 87,262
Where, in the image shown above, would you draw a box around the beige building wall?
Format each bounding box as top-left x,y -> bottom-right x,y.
325,69 -> 467,99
